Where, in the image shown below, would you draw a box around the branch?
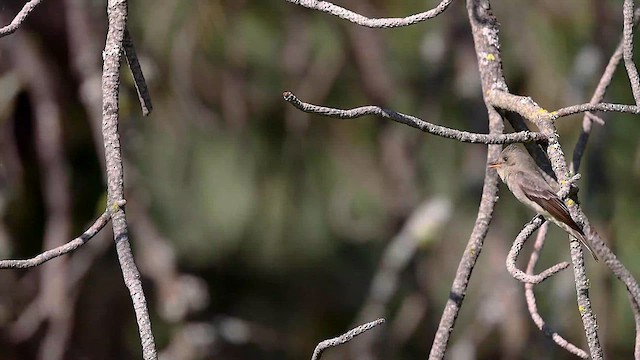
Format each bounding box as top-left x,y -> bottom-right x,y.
102,0 -> 157,358
429,1 -> 505,357
524,223 -> 589,358
505,216 -> 570,284
311,319 -> 385,360
283,92 -> 545,144
284,0 -> 453,28
623,0 -> 640,105
555,102 -> 640,118
0,0 -> 44,38
0,210 -> 111,269
487,90 -> 640,121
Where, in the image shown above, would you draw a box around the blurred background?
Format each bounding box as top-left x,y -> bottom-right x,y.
0,0 -> 639,359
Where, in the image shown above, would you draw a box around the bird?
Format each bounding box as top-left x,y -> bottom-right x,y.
489,144 -> 598,261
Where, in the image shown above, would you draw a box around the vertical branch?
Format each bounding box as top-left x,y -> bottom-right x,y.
101,0 -> 157,358
429,1 -> 506,358
623,0 -> 640,105
542,133 -> 603,359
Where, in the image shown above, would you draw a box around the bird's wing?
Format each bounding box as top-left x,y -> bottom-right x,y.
514,171 -> 584,235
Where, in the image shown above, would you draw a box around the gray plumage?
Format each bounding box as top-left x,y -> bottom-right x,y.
490,144 -> 598,261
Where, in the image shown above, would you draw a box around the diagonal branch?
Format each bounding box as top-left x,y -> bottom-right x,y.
0,210 -> 111,269
284,0 -> 453,28
0,0 -> 45,38
123,28 -> 153,116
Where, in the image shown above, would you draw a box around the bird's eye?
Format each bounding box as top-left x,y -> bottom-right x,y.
502,156 -> 508,162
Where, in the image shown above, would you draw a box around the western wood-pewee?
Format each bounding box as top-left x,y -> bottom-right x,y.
489,144 -> 598,261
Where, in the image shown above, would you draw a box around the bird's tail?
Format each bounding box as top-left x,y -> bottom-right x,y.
575,232 -> 599,262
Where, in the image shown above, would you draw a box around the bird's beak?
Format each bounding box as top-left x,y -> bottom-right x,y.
488,162 -> 501,169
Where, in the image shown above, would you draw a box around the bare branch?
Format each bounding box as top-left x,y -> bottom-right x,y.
0,210 -> 111,269
284,0 -> 453,28
623,0 -> 640,105
488,90 -> 640,122
283,92 -> 544,144
429,1 -> 506,357
0,0 -> 44,38
524,223 -> 589,358
123,28 -> 153,116
554,102 -> 640,118
102,0 -> 157,358
311,319 -> 385,360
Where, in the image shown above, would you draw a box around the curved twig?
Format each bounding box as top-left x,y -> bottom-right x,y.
311,319 -> 385,360
506,216 -> 570,284
283,92 -> 545,144
284,0 -> 453,28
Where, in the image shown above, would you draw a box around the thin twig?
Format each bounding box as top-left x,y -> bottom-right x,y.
283,92 -> 545,144
554,102 -> 640,118
0,0 -> 45,38
311,319 -> 385,360
487,90 -> 640,121
284,0 -> 453,28
0,210 -> 111,269
123,28 -> 153,116
524,223 -> 589,358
